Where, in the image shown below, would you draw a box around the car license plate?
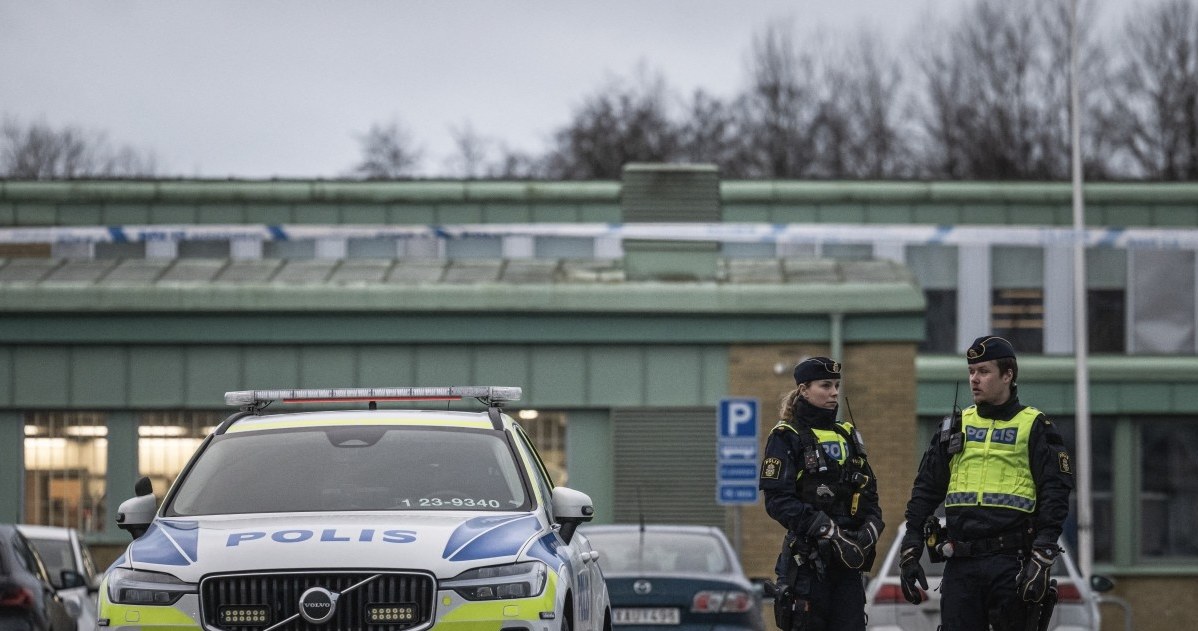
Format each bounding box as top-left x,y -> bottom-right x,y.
613,608 -> 680,625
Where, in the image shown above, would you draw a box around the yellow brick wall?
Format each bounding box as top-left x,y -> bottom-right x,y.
728,342 -> 919,580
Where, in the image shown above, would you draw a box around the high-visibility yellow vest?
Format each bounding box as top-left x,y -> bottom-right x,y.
944,406 -> 1040,512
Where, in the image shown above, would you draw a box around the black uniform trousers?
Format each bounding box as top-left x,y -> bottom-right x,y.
940,552 -> 1028,631
783,560 -> 866,631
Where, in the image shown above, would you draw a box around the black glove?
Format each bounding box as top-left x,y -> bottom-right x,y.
899,546 -> 928,605
1017,546 -> 1058,603
855,519 -> 883,555
807,512 -> 865,569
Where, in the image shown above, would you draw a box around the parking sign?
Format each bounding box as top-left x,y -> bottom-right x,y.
716,398 -> 759,505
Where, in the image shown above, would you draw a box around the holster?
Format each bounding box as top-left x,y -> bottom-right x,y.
1024,581 -> 1058,631
773,586 -> 816,631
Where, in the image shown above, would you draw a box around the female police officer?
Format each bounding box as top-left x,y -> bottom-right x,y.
759,357 -> 884,631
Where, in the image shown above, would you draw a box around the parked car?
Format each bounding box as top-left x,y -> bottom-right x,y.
583,524 -> 765,631
16,526 -> 99,631
865,521 -> 1108,631
99,386 -> 609,631
0,523 -> 78,631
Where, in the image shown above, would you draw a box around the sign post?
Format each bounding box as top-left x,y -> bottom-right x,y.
717,398 -> 759,555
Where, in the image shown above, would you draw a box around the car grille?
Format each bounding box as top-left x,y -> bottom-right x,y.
200,571 -> 436,631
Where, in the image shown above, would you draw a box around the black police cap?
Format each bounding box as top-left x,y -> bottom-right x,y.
794,356 -> 841,385
966,336 -> 1016,364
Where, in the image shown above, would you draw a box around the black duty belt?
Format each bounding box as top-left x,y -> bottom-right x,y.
948,531 -> 1029,557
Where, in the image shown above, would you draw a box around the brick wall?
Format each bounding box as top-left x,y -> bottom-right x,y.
728,342 -> 919,580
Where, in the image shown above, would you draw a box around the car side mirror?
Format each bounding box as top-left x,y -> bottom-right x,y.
59,569 -> 87,590
551,487 -> 594,544
116,476 -> 156,539
1090,574 -> 1116,593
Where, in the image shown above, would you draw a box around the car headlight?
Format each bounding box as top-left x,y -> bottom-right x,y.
441,561 -> 547,601
107,568 -> 196,605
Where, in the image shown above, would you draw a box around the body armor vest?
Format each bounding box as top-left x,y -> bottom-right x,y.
945,405 -> 1040,513
773,420 -> 870,519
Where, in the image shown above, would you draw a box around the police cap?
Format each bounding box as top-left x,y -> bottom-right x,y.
794,356 -> 841,385
966,335 -> 1016,364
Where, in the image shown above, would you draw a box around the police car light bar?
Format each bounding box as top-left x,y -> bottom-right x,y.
224,386 -> 522,408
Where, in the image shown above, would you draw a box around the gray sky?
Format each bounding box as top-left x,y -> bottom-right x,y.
1,0 -> 1131,179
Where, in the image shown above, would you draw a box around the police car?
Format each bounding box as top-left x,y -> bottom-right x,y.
98,386 -> 610,631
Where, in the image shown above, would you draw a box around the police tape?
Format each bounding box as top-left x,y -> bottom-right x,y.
2,223 -> 1198,249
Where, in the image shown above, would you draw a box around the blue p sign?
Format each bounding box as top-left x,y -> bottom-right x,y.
719,399 -> 759,439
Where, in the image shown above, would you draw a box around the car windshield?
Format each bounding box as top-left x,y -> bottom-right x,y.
167,426 -> 530,515
26,537 -> 72,584
586,530 -> 731,574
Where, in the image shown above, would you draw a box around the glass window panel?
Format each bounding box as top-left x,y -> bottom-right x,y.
993,246 -> 1044,289
920,289 -> 958,353
991,289 -> 1043,352
1051,417 -> 1114,563
264,240 -> 316,260
1088,289 -> 1126,353
907,245 -> 958,290
23,412 -> 108,534
535,237 -> 595,260
446,236 -> 502,259
347,238 -> 398,259
720,242 -> 775,259
1139,419 -> 1198,559
1130,250 -> 1195,354
138,411 -> 223,504
1087,248 -> 1127,289
821,243 -> 872,261
178,240 -> 230,258
95,242 -> 145,259
514,410 -> 566,487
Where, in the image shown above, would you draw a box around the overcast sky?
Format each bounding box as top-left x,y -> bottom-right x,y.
1,1 -> 1134,179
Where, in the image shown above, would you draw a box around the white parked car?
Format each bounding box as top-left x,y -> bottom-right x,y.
98,386 -> 610,631
16,524 -> 100,631
865,521 -> 1109,631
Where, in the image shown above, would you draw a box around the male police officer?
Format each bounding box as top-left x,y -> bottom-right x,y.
760,357 -> 883,631
899,336 -> 1074,631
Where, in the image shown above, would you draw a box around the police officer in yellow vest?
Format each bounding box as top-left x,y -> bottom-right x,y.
899,336 -> 1074,631
760,357 -> 883,631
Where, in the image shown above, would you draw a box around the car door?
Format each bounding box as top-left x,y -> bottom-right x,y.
513,424 -> 598,629
10,531 -> 74,631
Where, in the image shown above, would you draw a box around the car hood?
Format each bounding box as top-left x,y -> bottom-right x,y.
115,511 -> 559,583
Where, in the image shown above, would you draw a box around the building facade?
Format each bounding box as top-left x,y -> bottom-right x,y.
1,170 -> 1196,631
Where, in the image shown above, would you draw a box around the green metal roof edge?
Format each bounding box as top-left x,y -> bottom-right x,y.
0,180 -> 622,204
0,281 -> 924,313
721,181 -> 1198,204
5,179 -> 1198,205
917,354 -> 1198,381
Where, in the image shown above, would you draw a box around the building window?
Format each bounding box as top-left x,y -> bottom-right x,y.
513,410 -> 566,486
1053,417 -> 1114,563
907,245 -> 959,353
921,289 -> 958,353
138,411 -> 223,504
1087,290 -> 1125,353
1140,419 -> 1198,558
1129,250 -> 1195,354
992,246 -> 1045,353
22,412 -> 108,533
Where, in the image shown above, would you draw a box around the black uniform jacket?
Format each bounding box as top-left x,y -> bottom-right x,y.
902,394 -> 1074,551
759,400 -> 882,535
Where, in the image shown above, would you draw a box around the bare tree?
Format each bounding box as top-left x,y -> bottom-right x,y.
812,31 -> 916,179
912,0 -> 1110,180
542,65 -> 682,180
737,22 -> 824,178
677,88 -> 749,176
1108,0 -> 1198,179
445,121 -> 494,179
351,120 -> 423,179
1,117 -> 158,179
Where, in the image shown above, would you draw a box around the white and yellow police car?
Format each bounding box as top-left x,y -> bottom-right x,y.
99,386 -> 610,631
